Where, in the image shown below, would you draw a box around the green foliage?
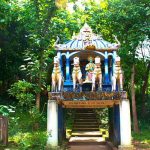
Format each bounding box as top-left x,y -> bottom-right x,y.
20,49 -> 54,94
10,131 -> 47,150
9,108 -> 46,134
65,109 -> 75,130
0,1 -> 150,148
29,106 -> 46,127
0,105 -> 15,116
133,129 -> 150,144
7,106 -> 47,149
95,108 -> 109,129
8,80 -> 35,106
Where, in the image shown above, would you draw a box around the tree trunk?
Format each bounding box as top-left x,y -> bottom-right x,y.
36,93 -> 41,110
142,62 -> 150,114
35,51 -> 43,110
131,64 -> 139,133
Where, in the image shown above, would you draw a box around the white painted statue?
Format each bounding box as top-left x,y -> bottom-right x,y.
72,57 -> 82,92
51,56 -> 63,92
112,56 -> 123,91
92,56 -> 102,91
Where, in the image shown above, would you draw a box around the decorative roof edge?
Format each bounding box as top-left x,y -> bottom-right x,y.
54,23 -> 121,51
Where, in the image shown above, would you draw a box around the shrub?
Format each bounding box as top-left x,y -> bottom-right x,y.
10,131 -> 47,150
8,80 -> 35,107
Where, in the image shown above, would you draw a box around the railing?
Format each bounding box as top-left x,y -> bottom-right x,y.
0,116 -> 8,145
48,91 -> 127,101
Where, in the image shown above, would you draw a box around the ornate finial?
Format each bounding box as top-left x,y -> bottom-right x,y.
80,23 -> 92,33
113,35 -> 121,47
54,36 -> 60,46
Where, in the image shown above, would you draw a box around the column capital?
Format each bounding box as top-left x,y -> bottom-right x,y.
120,91 -> 128,99
48,99 -> 56,103
105,51 -> 108,58
66,51 -> 70,58
121,99 -> 129,101
48,92 -> 62,100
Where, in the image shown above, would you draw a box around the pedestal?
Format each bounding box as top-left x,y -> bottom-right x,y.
47,100 -> 58,148
119,99 -> 134,149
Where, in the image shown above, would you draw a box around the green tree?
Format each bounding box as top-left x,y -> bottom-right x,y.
0,0 -> 28,93
105,0 -> 149,133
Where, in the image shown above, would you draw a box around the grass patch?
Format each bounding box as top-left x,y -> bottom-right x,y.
133,130 -> 150,144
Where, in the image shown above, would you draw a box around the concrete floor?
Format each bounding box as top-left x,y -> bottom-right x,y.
68,131 -> 109,150
68,144 -> 108,150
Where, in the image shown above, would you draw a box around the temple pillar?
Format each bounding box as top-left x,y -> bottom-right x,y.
112,51 -> 116,77
113,105 -> 120,146
109,57 -> 113,82
58,105 -> 64,144
47,100 -> 58,148
66,51 -> 71,81
119,99 -> 134,150
104,51 -> 109,84
108,108 -> 114,142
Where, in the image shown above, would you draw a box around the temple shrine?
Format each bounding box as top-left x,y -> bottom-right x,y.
47,23 -> 133,150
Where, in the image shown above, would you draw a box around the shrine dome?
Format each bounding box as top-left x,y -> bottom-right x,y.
55,23 -> 120,51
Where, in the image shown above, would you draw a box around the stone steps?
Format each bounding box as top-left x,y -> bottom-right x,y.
72,131 -> 102,136
71,109 -> 101,136
73,124 -> 99,127
73,128 -> 99,131
74,120 -> 98,124
74,117 -> 97,119
74,119 -> 97,121
69,136 -> 104,142
69,109 -> 106,145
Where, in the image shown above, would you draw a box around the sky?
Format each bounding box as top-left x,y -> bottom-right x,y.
136,37 -> 150,61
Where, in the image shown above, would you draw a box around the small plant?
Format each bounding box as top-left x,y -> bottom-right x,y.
10,131 -> 47,150
95,108 -> 109,129
8,80 -> 35,106
29,106 -> 46,131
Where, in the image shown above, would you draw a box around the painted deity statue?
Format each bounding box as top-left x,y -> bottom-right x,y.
85,57 -> 95,82
92,57 -> 102,91
51,56 -> 63,92
72,57 -> 82,92
112,56 -> 123,91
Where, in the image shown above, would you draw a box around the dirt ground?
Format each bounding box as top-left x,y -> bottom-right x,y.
67,142 -> 109,150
